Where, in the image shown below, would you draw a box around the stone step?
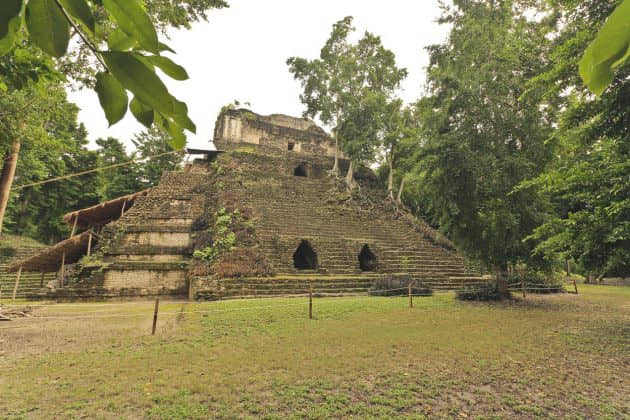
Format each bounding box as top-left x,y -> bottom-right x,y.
207,291 -> 368,300
217,287 -> 370,298
106,245 -> 193,256
106,261 -> 189,271
219,281 -> 373,291
105,254 -> 187,262
125,225 -> 191,233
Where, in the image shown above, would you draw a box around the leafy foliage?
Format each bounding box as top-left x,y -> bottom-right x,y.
580,0 -> 630,95
2,84 -> 101,242
0,0 -> 209,147
193,207 -> 237,263
414,1 -> 554,272
287,17 -> 407,186
521,0 -> 630,277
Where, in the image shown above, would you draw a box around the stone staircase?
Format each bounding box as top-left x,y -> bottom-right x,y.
195,149 -> 482,299
49,170 -> 208,299
0,248 -> 56,299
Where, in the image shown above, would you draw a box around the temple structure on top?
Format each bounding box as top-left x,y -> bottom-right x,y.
214,108 -> 341,157
8,108 -> 483,300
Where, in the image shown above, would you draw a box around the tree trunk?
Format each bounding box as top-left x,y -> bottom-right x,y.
331,132 -> 339,176
0,141 -> 21,235
396,177 -> 406,205
494,265 -> 509,299
387,158 -> 394,200
345,160 -> 355,191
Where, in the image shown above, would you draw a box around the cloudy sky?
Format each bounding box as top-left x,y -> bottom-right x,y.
68,0 -> 450,151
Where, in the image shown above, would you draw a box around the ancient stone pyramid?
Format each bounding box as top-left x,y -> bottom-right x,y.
53,109 -> 480,299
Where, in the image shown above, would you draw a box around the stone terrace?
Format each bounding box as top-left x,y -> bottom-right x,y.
193,145 -> 480,299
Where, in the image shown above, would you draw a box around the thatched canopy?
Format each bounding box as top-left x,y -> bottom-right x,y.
63,189 -> 151,229
9,231 -> 95,272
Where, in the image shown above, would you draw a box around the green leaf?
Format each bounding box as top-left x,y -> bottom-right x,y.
102,51 -> 173,115
146,55 -> 189,80
102,0 -> 158,53
171,98 -> 196,133
107,27 -> 136,50
25,0 -> 70,57
579,0 -> 630,96
95,71 -> 128,125
158,42 -> 175,54
129,96 -> 154,128
58,0 -> 94,33
0,0 -> 22,38
157,115 -> 186,149
0,0 -> 23,55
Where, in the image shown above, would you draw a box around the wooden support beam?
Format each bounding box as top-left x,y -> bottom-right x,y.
12,266 -> 22,300
58,253 -> 65,288
87,232 -> 93,256
120,200 -> 127,217
70,215 -> 78,238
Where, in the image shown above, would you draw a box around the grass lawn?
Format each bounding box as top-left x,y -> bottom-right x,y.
1,285 -> 628,419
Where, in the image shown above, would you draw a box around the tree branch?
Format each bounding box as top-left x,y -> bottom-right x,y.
53,0 -> 108,72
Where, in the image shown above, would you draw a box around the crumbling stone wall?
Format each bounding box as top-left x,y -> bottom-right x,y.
214,109 -> 341,158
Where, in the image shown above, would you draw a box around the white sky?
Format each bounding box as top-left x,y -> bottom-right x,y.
67,0 -> 450,151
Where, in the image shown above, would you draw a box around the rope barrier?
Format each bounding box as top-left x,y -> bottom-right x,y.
11,150 -> 183,191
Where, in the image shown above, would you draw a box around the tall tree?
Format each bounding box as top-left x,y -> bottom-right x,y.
522,0 -> 629,278
132,126 -> 183,187
95,137 -> 143,201
4,85 -> 100,242
416,0 -> 555,294
288,17 -> 407,187
379,100 -> 419,202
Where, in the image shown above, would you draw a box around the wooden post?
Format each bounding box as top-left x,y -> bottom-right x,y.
120,200 -> 127,217
409,281 -> 413,308
58,253 -> 65,288
308,286 -> 313,319
573,277 -> 578,295
152,297 -> 160,335
521,277 -> 526,299
12,266 -> 22,300
70,215 -> 78,238
87,232 -> 93,256
40,272 -> 45,288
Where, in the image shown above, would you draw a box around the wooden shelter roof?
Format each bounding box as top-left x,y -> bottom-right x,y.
63,189 -> 151,229
9,231 -> 95,273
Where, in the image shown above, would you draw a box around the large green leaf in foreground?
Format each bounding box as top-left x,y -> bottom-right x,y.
579,0 -> 630,96
0,0 -> 23,55
25,0 -> 70,57
95,71 -> 128,126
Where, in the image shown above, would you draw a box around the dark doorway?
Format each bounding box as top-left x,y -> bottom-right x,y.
293,240 -> 318,270
288,142 -> 295,151
358,245 -> 377,271
293,163 -> 308,177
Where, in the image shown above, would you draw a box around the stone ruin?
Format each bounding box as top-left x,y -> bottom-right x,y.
23,108 -> 482,300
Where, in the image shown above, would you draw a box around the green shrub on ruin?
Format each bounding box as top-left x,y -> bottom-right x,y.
193,207 -> 237,263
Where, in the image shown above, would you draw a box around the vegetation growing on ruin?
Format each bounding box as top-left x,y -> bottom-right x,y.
193,207 -> 238,263
192,203 -> 274,278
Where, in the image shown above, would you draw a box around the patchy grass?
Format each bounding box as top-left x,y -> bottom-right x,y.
0,285 -> 628,418
0,234 -> 46,249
